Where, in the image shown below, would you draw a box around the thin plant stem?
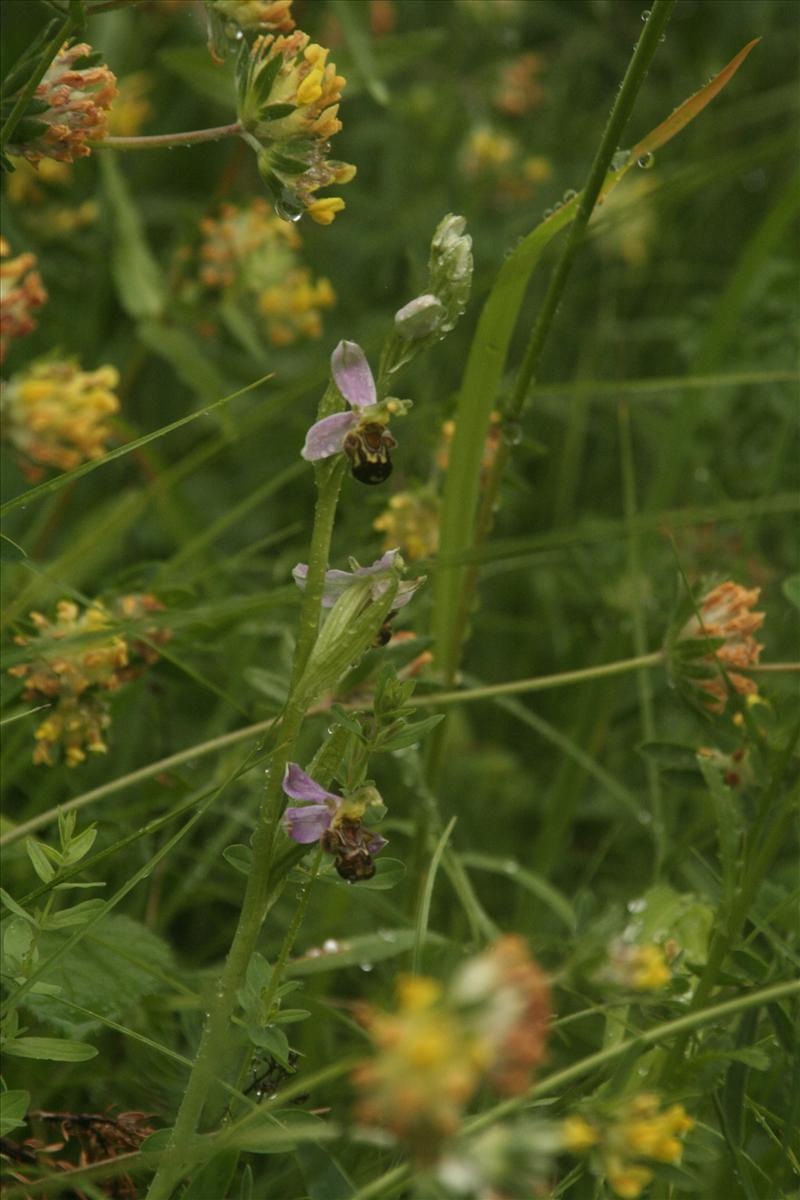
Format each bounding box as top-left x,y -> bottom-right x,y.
448,0 -> 677,681
618,400 -> 665,872
659,716 -> 800,1080
90,122 -> 244,151
144,462 -> 346,1200
413,652 -> 665,708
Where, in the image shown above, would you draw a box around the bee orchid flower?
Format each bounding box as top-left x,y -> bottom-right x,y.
302,340 -> 405,484
282,762 -> 387,881
292,548 -> 425,610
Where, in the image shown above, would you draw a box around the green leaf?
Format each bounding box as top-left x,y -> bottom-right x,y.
296,1143 -> 355,1200
229,1109 -> 328,1154
2,917 -> 36,976
100,153 -> 165,320
61,825 -> 98,866
183,1151 -> 240,1200
3,1036 -> 98,1061
0,1089 -> 30,1137
40,899 -> 107,930
0,888 -> 35,923
24,914 -> 174,1038
376,713 -> 445,751
26,838 -> 56,884
223,844 -> 253,877
286,928 -> 424,976
247,1023 -> 290,1063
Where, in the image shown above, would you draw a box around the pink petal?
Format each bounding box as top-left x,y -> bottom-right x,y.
283,762 -> 339,805
284,804 -> 333,843
302,411 -> 359,461
331,340 -> 376,410
365,831 -> 388,855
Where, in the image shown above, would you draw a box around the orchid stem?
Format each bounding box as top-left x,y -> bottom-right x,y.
144,455 -> 346,1200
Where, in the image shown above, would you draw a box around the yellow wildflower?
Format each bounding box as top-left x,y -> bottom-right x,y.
353,937 -> 550,1161
5,158 -> 98,242
8,42 -> 117,164
195,199 -> 335,344
1,360 -> 119,480
562,1094 -> 694,1198
10,595 -> 168,767
604,941 -> 672,991
0,238 -> 48,364
237,30 -> 354,222
207,0 -> 294,31
374,491 -> 440,562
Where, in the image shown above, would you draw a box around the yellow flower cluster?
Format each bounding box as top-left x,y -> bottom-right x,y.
563,1095 -> 694,1199
373,491 -> 440,562
238,30 -> 355,223
353,937 -> 550,1160
2,360 -> 120,480
461,126 -> 552,204
10,595 -> 168,767
677,580 -> 765,713
0,238 -> 48,364
9,42 -> 117,165
196,199 -> 335,344
5,158 -> 98,242
492,52 -> 547,117
606,942 -> 672,991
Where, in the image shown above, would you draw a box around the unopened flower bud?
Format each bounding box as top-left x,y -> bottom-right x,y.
428,213 -> 473,333
394,293 -> 446,339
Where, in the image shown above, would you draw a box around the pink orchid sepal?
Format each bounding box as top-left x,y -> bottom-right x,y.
292,549 -> 425,610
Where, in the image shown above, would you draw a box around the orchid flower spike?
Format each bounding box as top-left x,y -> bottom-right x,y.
293,548 -> 425,610
302,341 -> 408,485
282,762 -> 387,881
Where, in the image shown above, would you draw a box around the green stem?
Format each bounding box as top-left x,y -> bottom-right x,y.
90,123 -> 244,151
1,12 -> 77,151
659,718 -> 800,1080
618,401 -> 664,871
448,0 -> 677,682
2,650 -> 677,848
350,977 -> 800,1200
414,652 -> 664,708
144,459 -> 345,1200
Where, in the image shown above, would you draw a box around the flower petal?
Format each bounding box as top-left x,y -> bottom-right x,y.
302,411 -> 359,461
284,804 -> 332,843
331,340 -> 376,409
365,831 -> 388,855
283,762 -> 339,805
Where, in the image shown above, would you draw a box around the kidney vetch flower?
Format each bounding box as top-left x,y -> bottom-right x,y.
665,579 -> 765,714
236,29 -> 355,223
7,42 -> 117,165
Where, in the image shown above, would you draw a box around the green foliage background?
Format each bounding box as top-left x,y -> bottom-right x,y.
1,1 -> 798,1197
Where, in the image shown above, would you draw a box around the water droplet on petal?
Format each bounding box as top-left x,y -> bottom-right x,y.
274,190 -> 304,222
637,152 -> 655,170
322,938 -> 340,953
359,962 -> 374,972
